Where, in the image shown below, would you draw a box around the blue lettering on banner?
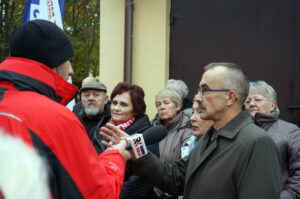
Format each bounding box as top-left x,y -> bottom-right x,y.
33,9 -> 39,18
22,0 -> 41,23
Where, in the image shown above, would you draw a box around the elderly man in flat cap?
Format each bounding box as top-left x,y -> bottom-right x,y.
74,81 -> 110,139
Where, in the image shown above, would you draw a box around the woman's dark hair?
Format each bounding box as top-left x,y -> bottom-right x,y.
110,82 -> 146,117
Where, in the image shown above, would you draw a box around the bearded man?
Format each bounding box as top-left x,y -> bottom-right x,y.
74,81 -> 109,139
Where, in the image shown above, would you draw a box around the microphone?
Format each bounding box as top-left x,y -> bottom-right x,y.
125,125 -> 167,150
125,125 -> 167,158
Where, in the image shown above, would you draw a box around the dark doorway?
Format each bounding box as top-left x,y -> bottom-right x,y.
169,0 -> 300,126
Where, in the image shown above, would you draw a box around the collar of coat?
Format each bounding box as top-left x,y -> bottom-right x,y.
0,57 -> 78,105
253,111 -> 278,130
205,110 -> 253,141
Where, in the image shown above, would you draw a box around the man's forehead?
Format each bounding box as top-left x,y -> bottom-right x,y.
199,66 -> 226,87
82,89 -> 106,93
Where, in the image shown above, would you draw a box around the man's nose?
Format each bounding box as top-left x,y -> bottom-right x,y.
190,114 -> 196,122
68,65 -> 74,77
198,94 -> 204,102
87,95 -> 95,100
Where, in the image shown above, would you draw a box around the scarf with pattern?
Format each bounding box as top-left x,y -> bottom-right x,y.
109,117 -> 135,130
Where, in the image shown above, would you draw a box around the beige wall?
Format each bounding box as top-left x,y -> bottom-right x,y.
100,0 -> 125,95
100,0 -> 170,119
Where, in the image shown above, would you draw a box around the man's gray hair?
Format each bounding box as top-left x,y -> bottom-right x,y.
155,89 -> 182,107
204,62 -> 249,108
166,79 -> 189,98
249,80 -> 280,114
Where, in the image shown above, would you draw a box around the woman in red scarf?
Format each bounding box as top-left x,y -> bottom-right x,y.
92,82 -> 159,199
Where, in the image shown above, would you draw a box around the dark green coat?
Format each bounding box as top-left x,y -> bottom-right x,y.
129,110 -> 281,199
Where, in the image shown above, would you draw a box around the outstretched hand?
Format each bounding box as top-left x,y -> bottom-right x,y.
100,123 -> 135,161
100,123 -> 129,148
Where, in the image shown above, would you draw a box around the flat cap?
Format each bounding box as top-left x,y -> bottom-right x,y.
80,81 -> 107,92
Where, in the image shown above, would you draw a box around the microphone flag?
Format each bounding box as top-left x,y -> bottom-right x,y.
126,134 -> 148,159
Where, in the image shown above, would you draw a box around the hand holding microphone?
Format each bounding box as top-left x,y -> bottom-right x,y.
100,124 -> 167,159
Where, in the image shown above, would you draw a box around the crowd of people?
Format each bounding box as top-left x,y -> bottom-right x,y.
0,19 -> 299,199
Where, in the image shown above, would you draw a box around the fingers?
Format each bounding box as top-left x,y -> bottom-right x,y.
100,123 -> 129,143
105,123 -> 129,137
100,129 -> 116,143
99,123 -> 131,152
103,138 -> 136,161
100,127 -> 121,144
101,140 -> 113,148
113,140 -> 133,161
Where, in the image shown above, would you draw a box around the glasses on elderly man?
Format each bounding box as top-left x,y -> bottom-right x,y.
198,88 -> 231,96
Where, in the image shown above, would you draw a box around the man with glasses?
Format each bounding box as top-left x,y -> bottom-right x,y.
100,62 -> 281,199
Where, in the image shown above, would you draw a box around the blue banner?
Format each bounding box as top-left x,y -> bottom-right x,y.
22,0 -> 65,29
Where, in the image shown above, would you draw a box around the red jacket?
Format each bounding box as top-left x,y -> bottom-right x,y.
0,57 -> 125,199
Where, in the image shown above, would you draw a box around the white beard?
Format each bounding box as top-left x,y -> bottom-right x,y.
84,106 -> 100,116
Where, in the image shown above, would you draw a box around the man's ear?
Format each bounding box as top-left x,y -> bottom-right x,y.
226,90 -> 237,106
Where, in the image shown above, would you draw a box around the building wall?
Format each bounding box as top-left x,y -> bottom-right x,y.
100,0 -> 125,95
100,0 -> 171,119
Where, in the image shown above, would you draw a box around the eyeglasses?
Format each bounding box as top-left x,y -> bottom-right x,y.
245,98 -> 265,105
198,88 -> 231,96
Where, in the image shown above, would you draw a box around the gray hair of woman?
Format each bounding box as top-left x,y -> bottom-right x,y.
166,79 -> 189,99
249,80 -> 280,114
155,89 -> 182,108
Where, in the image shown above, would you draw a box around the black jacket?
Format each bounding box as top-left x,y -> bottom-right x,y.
92,114 -> 160,199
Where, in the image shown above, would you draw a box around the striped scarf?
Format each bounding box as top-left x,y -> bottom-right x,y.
109,117 -> 135,130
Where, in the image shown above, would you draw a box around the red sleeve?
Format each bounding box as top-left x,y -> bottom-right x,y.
98,150 -> 126,199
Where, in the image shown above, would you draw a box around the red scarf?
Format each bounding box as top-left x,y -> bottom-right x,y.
109,117 -> 135,130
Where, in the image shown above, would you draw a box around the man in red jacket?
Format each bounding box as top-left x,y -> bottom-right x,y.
0,19 -> 128,199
